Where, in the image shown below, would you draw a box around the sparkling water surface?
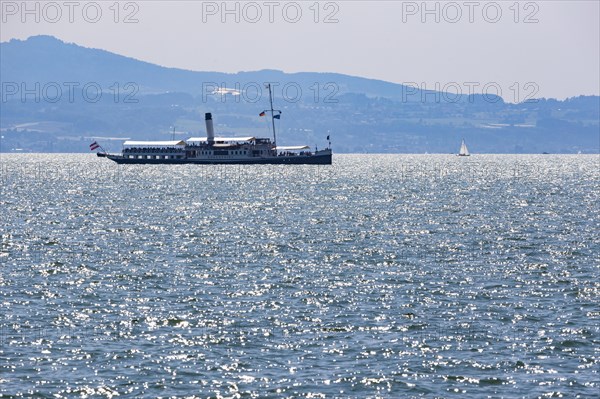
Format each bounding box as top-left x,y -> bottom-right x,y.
1,154 -> 599,398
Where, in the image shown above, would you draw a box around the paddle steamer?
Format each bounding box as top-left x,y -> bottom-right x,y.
96,84 -> 332,165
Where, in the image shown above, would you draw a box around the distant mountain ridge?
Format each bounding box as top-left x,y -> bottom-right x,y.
1,35 -> 598,153
1,35 -> 421,100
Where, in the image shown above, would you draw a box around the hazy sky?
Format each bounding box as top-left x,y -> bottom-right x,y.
2,1 -> 599,100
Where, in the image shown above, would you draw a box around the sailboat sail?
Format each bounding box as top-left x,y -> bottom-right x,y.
459,139 -> 470,156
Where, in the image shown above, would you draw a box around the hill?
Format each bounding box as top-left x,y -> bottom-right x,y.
1,36 -> 598,153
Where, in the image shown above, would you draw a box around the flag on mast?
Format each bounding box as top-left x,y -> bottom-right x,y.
89,141 -> 100,151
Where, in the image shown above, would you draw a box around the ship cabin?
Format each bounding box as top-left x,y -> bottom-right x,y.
185,136 -> 275,160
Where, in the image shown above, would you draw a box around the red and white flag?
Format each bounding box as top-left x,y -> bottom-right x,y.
89,141 -> 100,151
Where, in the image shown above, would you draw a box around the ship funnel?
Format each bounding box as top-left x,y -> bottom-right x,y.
205,113 -> 215,144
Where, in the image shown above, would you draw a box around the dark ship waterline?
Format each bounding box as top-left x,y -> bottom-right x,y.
96,85 -> 332,165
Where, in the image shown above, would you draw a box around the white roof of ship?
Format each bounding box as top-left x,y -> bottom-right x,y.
275,145 -> 310,151
123,140 -> 186,147
186,137 -> 255,143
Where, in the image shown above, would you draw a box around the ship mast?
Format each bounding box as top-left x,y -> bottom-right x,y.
261,84 -> 281,149
266,83 -> 278,148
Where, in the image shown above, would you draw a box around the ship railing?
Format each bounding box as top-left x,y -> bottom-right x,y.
277,151 -> 313,157
123,147 -> 185,154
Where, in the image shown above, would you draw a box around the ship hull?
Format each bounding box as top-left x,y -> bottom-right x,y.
103,151 -> 332,165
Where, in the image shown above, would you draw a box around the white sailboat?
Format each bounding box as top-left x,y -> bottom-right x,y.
458,139 -> 470,156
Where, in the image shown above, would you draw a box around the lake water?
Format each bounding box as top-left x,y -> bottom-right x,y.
1,154 -> 599,398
